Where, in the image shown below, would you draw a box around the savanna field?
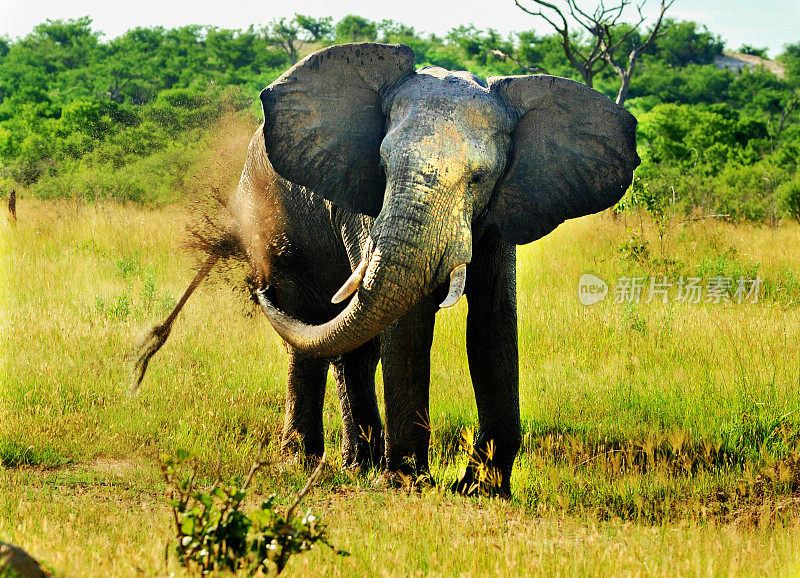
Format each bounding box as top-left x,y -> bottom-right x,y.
1,14 -> 800,576
2,186 -> 800,575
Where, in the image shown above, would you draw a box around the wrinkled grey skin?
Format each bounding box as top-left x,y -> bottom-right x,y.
227,43 -> 638,495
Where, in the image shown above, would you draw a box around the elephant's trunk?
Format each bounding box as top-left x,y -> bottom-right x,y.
258,243 -> 422,358
258,183 -> 470,358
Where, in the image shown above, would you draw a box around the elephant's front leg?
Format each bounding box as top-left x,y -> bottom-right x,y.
281,348 -> 328,459
380,295 -> 438,482
456,230 -> 521,496
331,338 -> 383,469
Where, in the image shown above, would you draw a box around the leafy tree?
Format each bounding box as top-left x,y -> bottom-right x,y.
780,43 -> 800,84
206,28 -> 258,71
774,125 -> 800,171
729,67 -> 798,137
0,17 -> 100,107
268,15 -> 335,64
17,132 -> 54,184
159,26 -> 207,88
778,172 -> 800,220
377,21 -> 433,65
145,87 -> 217,131
647,20 -> 723,66
628,61 -> 734,105
29,16 -> 100,70
96,31 -> 152,103
712,161 -> 787,223
294,14 -> 333,42
59,100 -> 111,138
515,31 -> 575,76
378,19 -> 416,40
419,37 -> 465,70
443,26 -> 521,76
0,13 -> 796,224
268,17 -> 303,64
447,25 -> 485,58
639,103 -> 768,175
335,15 -> 377,43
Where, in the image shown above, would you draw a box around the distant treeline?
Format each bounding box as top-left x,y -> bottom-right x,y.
0,15 -> 798,220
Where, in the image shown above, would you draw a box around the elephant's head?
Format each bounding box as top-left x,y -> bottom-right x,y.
257,43 -> 639,357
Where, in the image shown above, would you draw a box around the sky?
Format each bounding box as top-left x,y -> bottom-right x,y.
1,0 -> 798,57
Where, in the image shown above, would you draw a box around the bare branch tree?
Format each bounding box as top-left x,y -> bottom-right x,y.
515,0 -> 674,105
601,0 -> 675,105
514,0 -> 613,88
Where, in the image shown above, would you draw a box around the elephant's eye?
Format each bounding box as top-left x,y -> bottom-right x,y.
469,172 -> 487,186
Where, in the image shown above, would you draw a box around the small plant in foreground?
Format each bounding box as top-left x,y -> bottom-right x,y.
457,427 -> 504,496
161,446 -> 347,575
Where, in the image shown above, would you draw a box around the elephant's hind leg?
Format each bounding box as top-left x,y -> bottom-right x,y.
282,348 -> 328,459
331,338 -> 383,469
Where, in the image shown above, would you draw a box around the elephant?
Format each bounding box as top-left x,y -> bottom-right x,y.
132,42 -> 639,496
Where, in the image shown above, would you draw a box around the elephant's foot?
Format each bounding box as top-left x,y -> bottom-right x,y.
377,450 -> 435,491
373,469 -> 436,492
280,429 -> 324,465
342,428 -> 384,471
453,464 -> 511,498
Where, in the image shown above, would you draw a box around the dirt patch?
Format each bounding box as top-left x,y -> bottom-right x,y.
84,456 -> 141,479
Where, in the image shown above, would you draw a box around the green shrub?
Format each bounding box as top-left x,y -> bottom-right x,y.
710,162 -> 787,223
162,448 -> 347,575
145,88 -> 219,131
618,233 -> 650,264
778,174 -> 800,221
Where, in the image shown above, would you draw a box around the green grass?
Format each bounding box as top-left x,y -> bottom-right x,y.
2,198 -> 800,576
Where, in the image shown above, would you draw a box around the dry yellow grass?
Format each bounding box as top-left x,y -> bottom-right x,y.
2,198 -> 800,576
2,464 -> 799,577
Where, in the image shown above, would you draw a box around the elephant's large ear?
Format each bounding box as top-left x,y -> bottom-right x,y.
486,75 -> 640,245
260,43 -> 415,217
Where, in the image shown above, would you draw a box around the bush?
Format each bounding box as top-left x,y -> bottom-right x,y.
778,175 -> 800,221
162,447 -> 347,575
29,139 -> 200,203
712,162 -> 787,223
15,132 -> 55,184
145,88 -> 218,131
639,103 -> 769,176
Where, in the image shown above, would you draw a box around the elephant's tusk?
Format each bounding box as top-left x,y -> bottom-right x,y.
439,263 -> 467,308
331,257 -> 369,304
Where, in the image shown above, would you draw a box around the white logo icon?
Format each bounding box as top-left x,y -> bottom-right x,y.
578,274 -> 608,306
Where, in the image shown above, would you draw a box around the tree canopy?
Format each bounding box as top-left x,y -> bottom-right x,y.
0,14 -> 798,222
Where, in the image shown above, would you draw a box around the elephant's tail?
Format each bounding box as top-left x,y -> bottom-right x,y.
128,254 -> 220,395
